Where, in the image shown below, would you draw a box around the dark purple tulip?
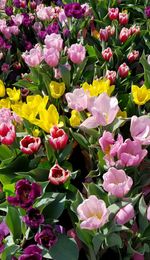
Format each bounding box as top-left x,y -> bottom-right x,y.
46,22 -> 59,35
0,222 -> 9,253
24,41 -> 33,51
22,13 -> 32,27
53,0 -> 63,7
63,28 -> 70,38
0,36 -> 4,48
5,6 -> 13,16
3,41 -> 11,49
145,6 -> 150,18
22,208 -> 44,229
7,179 -> 42,209
13,0 -> 20,8
19,245 -> 42,260
37,30 -> 47,40
35,225 -> 57,249
64,3 -> 85,19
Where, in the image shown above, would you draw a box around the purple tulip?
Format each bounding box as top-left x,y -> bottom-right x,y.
0,222 -> 9,253
5,6 -> 13,16
64,3 -> 85,19
145,6 -> 150,18
35,225 -> 57,249
22,208 -> 44,229
7,179 -> 42,209
19,245 -> 42,260
46,22 -> 59,35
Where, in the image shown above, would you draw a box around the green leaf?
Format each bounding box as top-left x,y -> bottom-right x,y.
70,130 -> 89,150
76,224 -> 93,247
139,196 -> 149,233
92,233 -> 105,254
5,206 -> 22,241
1,244 -> 19,260
3,183 -> 15,196
107,233 -> 122,248
71,191 -> 84,214
140,52 -> 150,88
0,145 -> 12,161
59,64 -> 70,89
87,183 -> 107,201
58,142 -> 73,162
108,201 -> 129,220
50,234 -> 79,260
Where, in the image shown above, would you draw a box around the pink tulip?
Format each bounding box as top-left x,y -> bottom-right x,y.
77,195 -> 108,230
99,131 -> 114,154
49,163 -> 70,185
130,115 -> 150,145
106,26 -> 115,36
127,50 -> 139,63
99,28 -> 109,41
119,12 -> 129,25
133,253 -> 144,260
44,33 -> 63,52
11,14 -> 23,26
102,167 -> 133,198
49,126 -> 68,150
20,135 -> 41,155
68,43 -> 86,64
118,63 -> 129,78
80,93 -> 119,129
147,205 -> 150,221
102,47 -> 113,61
115,204 -> 135,225
65,88 -> 88,111
117,139 -> 147,167
22,44 -> 43,67
0,123 -> 16,145
108,8 -> 119,20
105,70 -> 116,85
119,27 -> 130,43
130,25 -> 140,35
43,47 -> 60,67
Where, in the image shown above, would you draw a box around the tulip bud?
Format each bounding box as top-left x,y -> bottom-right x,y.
118,63 -> 129,78
0,123 -> 16,145
102,47 -> 113,61
99,28 -> 109,41
119,27 -> 130,43
20,0 -> 26,8
119,12 -> 129,25
20,135 -> 41,154
49,163 -> 70,185
127,50 -> 139,63
49,126 -> 68,150
108,8 -> 119,20
130,25 -> 140,35
105,70 -> 116,85
115,204 -> 135,225
106,25 -> 115,36
30,1 -> 37,9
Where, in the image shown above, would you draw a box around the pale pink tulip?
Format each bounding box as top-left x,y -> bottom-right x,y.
80,93 -> 119,128
102,167 -> 133,198
43,47 -> 60,67
147,205 -> 150,221
44,33 -> 63,52
77,195 -> 108,230
22,44 -> 43,67
99,131 -> 114,153
130,115 -> 150,145
117,139 -> 147,167
115,204 -> 135,225
65,88 -> 88,111
68,43 -> 86,64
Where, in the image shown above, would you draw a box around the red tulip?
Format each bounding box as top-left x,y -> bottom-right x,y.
99,28 -> 109,42
118,63 -> 129,78
0,123 -> 16,145
49,126 -> 68,150
108,8 -> 119,20
49,163 -> 70,185
102,47 -> 113,61
105,70 -> 117,85
20,135 -> 41,155
119,27 -> 130,43
119,12 -> 129,25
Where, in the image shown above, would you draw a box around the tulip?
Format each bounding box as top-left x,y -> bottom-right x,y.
130,25 -> 140,35
117,139 -> 147,167
44,33 -> 63,52
49,163 -> 70,185
68,43 -> 86,64
77,195 -> 108,230
130,115 -> 150,145
103,167 -> 133,198
22,208 -> 44,229
108,8 -> 119,20
99,131 -> 114,154
0,221 -> 10,253
43,47 -> 60,67
20,135 -> 41,155
0,123 -> 16,145
131,84 -> 150,105
69,110 -> 81,127
145,6 -> 150,18
119,12 -> 129,25
118,63 -> 129,78
105,70 -> 116,85
147,205 -> 150,221
7,179 -> 42,209
99,28 -> 109,41
115,204 -> 135,225
0,80 -> 5,97
35,225 -> 57,248
49,126 -> 68,150
19,245 -> 42,260
102,47 -> 113,61
106,26 -> 115,36
119,27 -> 130,43
65,88 -> 88,111
133,253 -> 144,260
22,44 -> 43,67
49,81 -> 65,99
80,93 -> 119,129
127,50 -> 139,62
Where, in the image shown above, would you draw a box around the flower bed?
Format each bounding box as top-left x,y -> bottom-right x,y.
0,0 -> 150,259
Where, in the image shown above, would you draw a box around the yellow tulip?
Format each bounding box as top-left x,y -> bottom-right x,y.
70,110 -> 81,127
49,81 -> 65,99
0,98 -> 10,109
0,80 -> 5,97
132,84 -> 150,105
117,110 -> 127,118
82,78 -> 114,97
7,87 -> 20,102
32,129 -> 40,137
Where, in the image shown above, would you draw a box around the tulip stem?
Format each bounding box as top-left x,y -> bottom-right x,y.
88,247 -> 97,260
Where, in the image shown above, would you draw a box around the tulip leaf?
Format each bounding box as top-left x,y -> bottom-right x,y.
50,234 -> 79,260
106,233 -> 123,248
5,206 -> 22,241
140,52 -> 150,88
70,130 -> 89,150
59,64 -> 70,89
138,196 -> 149,233
92,233 -> 105,254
